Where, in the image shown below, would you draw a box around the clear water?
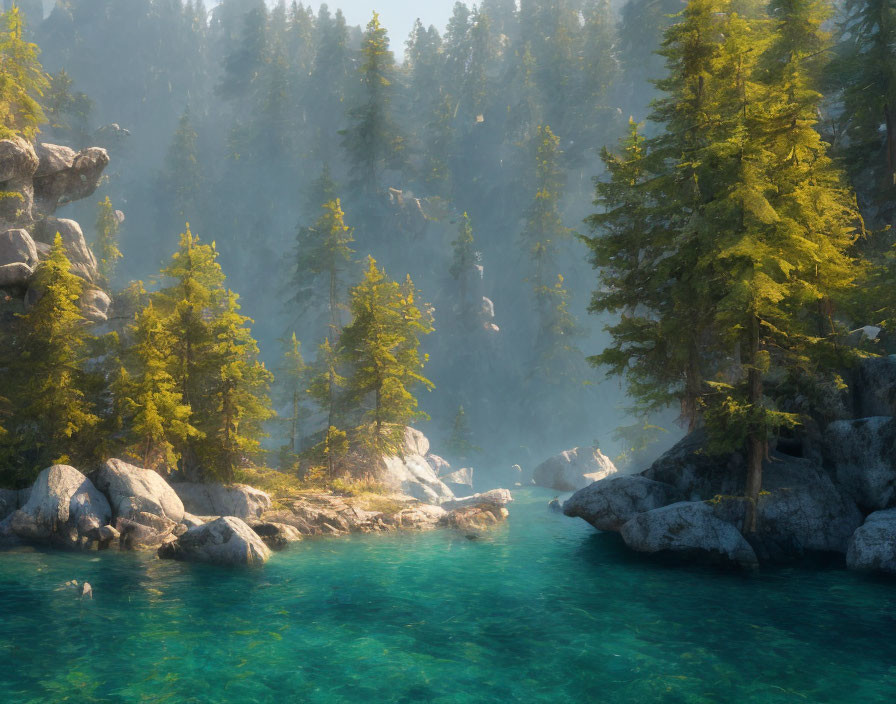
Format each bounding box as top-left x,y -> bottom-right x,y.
2,488 -> 895,703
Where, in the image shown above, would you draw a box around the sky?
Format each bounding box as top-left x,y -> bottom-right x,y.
309,1 -> 455,47
202,1 -> 457,54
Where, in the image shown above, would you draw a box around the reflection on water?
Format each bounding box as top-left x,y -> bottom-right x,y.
1,488 -> 895,703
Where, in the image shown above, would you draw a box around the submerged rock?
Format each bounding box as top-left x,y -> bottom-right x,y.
7,465 -> 111,548
847,509 -> 896,574
172,482 -> 272,521
250,521 -> 303,549
620,502 -> 758,568
563,475 -> 683,532
533,446 -> 618,492
159,516 -> 271,567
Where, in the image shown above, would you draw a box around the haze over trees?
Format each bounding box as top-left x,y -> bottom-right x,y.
0,0 -> 893,513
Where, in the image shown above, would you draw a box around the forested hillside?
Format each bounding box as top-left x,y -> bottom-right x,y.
0,0 -> 894,492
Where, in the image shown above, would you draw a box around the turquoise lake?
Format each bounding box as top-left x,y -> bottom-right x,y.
1,488 -> 895,703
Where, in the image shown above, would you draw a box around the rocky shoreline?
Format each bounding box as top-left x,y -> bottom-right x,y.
0,458 -> 513,568
560,356 -> 896,575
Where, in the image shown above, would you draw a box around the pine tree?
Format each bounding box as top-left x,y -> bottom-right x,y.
290,196 -> 354,334
115,301 -> 199,471
201,290 -> 274,482
342,12 -> 403,195
449,212 -> 479,314
161,108 -> 202,228
446,405 -> 476,463
0,7 -> 46,140
95,196 -> 122,286
340,257 -> 434,454
521,125 -> 569,296
276,332 -> 310,459
307,335 -> 346,479
9,234 -> 98,478
152,225 -> 225,475
42,69 -> 92,146
832,0 -> 896,225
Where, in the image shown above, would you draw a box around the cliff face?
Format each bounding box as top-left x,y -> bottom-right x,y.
0,137 -> 113,322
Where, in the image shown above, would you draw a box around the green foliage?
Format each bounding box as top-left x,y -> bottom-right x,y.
586,0 -> 862,513
290,196 -> 354,332
340,257 -> 434,454
341,12 -> 404,193
114,301 -> 199,472
0,7 -> 46,140
275,332 -> 311,462
95,196 -> 122,286
1,235 -> 98,484
42,69 -> 91,146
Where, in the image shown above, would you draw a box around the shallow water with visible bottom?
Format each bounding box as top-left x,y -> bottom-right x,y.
1,488 -> 895,703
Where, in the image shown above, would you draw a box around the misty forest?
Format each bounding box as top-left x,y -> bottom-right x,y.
1,0 -> 896,701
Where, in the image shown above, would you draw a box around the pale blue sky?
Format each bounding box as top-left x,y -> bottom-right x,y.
205,1 -> 456,53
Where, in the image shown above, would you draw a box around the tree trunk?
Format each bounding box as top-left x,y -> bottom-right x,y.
885,101 -> 896,187
744,314 -> 764,533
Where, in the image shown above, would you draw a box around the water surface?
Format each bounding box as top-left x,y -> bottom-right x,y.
1,488 -> 894,703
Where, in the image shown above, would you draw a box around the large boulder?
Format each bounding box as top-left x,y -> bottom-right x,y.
847,509 -> 896,574
0,261 -> 32,288
853,356 -> 896,418
80,288 -> 111,323
158,516 -> 271,566
7,465 -> 111,547
250,521 -> 303,549
0,138 -> 38,227
91,458 -> 185,528
33,144 -> 109,213
620,501 -> 758,568
824,417 -> 896,513
442,489 -> 512,511
642,430 -> 747,500
563,475 -> 683,532
533,446 -> 618,492
0,488 -> 29,521
172,482 -> 272,521
377,427 -> 455,504
707,456 -> 865,561
33,217 -> 98,282
0,228 -> 38,268
440,467 -> 474,494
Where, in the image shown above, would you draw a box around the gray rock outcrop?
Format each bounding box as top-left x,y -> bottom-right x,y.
824,417 -> 896,513
442,489 -> 512,511
90,459 -> 185,548
158,516 -> 271,566
846,509 -> 896,574
533,446 -> 618,492
172,482 -> 272,521
377,427 -> 456,504
563,475 -> 683,531
620,501 -> 758,568
5,465 -> 111,548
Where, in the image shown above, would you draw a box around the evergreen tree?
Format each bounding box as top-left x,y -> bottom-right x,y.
201,290 -> 273,482
449,212 -> 479,314
95,196 -> 122,286
307,335 -> 346,479
276,332 -> 310,459
115,301 -> 199,471
342,12 -> 403,195
42,69 -> 92,146
7,235 -> 98,480
832,0 -> 896,225
0,7 -> 46,140
446,404 -> 476,463
340,257 -> 434,453
290,196 -> 354,334
161,108 -> 203,228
